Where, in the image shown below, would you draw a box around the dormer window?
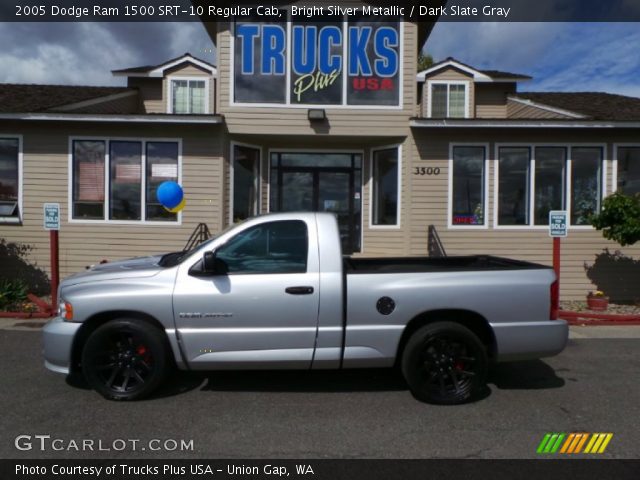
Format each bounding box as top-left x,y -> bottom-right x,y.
170,79 -> 208,114
428,82 -> 468,118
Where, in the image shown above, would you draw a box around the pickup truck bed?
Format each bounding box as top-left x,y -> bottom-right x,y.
345,255 -> 547,273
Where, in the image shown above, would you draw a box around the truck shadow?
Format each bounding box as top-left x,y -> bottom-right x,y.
150,359 -> 565,399
488,360 -> 565,390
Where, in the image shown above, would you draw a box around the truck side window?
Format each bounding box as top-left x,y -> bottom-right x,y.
215,220 -> 308,274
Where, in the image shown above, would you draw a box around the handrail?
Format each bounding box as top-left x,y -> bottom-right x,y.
428,225 -> 447,258
183,223 -> 212,252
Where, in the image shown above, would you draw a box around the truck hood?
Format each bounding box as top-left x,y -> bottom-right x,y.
61,254 -> 168,286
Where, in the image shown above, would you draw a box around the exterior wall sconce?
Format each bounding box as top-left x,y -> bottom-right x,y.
308,109 -> 326,121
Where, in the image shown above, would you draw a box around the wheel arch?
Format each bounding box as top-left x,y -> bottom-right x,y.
70,310 -> 169,373
395,309 -> 496,366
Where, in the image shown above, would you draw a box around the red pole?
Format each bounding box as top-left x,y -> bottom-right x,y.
551,237 -> 561,319
50,230 -> 59,311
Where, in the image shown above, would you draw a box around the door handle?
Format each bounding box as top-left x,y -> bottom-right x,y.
285,286 -> 314,295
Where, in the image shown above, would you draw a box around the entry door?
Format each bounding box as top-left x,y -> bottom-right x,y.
280,169 -> 354,253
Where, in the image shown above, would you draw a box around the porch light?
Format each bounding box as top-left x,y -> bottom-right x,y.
308,109 -> 326,121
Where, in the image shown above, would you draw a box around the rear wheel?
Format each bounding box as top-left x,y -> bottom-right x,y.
401,322 -> 488,404
81,319 -> 168,400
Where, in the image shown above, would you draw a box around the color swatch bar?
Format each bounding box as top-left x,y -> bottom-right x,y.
537,433 -> 613,454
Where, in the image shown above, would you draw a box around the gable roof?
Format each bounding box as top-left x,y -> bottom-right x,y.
0,84 -> 136,113
112,53 -> 216,78
417,57 -> 532,83
513,92 -> 640,121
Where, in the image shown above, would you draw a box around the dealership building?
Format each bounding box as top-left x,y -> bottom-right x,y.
1,14 -> 640,301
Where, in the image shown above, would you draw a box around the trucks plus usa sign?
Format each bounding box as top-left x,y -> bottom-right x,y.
233,21 -> 401,106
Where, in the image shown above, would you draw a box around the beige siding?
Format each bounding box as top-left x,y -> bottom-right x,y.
216,21 -> 417,137
507,99 -> 574,119
0,121 -> 224,279
475,83 -> 515,119
421,67 -> 475,118
408,128 -> 640,300
128,78 -> 164,114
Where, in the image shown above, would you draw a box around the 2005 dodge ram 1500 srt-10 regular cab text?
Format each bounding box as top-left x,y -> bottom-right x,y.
43,212 -> 568,404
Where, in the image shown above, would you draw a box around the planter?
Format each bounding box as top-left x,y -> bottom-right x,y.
587,296 -> 609,311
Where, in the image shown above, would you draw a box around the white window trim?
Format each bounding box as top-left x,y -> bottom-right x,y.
370,144 -> 402,229
613,143 -> 640,195
68,136 -> 183,225
229,19 -> 404,110
0,134 -> 23,224
426,80 -> 471,119
448,143 -> 490,230
167,76 -> 211,115
493,143 -> 607,230
230,141 -> 262,225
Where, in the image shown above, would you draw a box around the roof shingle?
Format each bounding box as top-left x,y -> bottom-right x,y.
514,92 -> 640,121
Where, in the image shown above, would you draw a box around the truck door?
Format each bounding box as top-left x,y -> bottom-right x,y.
173,219 -> 320,369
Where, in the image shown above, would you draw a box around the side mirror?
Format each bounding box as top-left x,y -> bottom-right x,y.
202,251 -> 228,275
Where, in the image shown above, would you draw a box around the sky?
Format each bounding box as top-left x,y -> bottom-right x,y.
0,21 -> 638,98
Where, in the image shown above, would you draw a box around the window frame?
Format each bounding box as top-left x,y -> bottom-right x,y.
370,144 -> 402,229
493,143 -> 607,230
426,80 -> 471,119
0,134 -> 23,224
230,141 -> 261,225
448,143 -> 489,230
68,136 -> 183,225
613,143 -> 640,195
229,19 -> 404,110
167,76 -> 211,115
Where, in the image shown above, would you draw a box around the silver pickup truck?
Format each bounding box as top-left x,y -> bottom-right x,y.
43,212 -> 568,404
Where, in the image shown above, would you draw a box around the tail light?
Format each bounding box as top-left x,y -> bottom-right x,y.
550,280 -> 559,320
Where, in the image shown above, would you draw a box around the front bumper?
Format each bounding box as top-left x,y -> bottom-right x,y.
491,319 -> 569,362
42,316 -> 82,374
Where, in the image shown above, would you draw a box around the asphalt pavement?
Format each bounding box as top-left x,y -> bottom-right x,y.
1,325 -> 639,459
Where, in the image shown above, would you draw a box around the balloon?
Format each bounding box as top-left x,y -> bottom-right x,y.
164,198 -> 186,213
156,181 -> 183,209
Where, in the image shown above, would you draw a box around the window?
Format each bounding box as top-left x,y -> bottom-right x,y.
233,19 -> 401,106
171,79 -> 207,114
372,147 -> 399,226
496,145 -> 603,227
429,82 -> 467,118
0,138 -> 21,221
215,220 -> 308,274
72,139 -> 180,222
232,144 -> 260,222
617,146 -> 640,195
451,146 -> 486,226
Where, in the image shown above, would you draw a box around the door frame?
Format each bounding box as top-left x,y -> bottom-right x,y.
267,149 -> 365,252
229,141 -> 262,225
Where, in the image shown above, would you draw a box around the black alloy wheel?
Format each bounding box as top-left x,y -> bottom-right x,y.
402,322 -> 488,404
82,319 -> 168,400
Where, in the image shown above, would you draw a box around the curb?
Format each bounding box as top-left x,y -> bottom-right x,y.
559,310 -> 640,326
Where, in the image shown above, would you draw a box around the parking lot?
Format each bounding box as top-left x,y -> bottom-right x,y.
1,325 -> 639,459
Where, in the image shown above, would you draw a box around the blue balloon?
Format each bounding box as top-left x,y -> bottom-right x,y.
156,181 -> 184,209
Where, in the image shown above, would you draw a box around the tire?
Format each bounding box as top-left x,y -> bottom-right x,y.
81,319 -> 169,401
401,322 -> 488,405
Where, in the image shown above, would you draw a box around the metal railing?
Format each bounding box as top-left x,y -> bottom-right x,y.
183,223 -> 212,252
428,225 -> 447,258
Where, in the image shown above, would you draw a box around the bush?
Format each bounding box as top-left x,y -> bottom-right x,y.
591,192 -> 640,247
0,278 -> 28,310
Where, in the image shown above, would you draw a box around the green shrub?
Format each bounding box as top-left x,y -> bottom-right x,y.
0,278 -> 28,310
591,192 -> 640,247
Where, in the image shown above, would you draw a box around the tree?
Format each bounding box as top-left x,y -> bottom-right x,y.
417,53 -> 434,72
591,192 -> 640,246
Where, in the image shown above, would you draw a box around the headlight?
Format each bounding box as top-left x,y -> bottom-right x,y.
57,301 -> 74,321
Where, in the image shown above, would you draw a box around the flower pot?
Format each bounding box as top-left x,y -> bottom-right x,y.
587,296 -> 609,311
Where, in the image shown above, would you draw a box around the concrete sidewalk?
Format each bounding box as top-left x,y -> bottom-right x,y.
2,317 -> 640,338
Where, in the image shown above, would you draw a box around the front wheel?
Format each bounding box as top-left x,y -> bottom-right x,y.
81,319 -> 169,400
401,322 -> 488,405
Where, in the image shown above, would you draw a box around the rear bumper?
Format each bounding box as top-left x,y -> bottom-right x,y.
491,320 -> 569,362
42,316 -> 82,375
